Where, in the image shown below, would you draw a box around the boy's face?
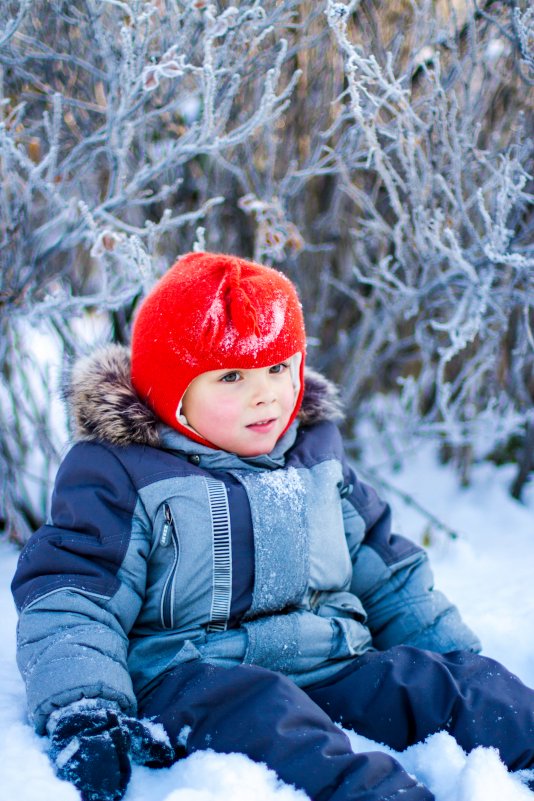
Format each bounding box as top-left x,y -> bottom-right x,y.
180,359 -> 298,456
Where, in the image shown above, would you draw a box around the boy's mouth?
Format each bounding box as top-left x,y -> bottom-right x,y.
246,418 -> 277,432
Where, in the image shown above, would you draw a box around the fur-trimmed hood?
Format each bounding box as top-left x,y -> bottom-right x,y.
64,344 -> 344,449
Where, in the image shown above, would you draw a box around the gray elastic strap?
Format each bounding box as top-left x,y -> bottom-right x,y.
204,477 -> 232,632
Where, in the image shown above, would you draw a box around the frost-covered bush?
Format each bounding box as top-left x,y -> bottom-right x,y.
320,0 -> 534,491
0,0 -> 305,539
1,0 -> 533,540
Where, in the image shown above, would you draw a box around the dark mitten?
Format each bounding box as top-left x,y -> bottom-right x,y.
123,715 -> 176,767
49,702 -> 174,801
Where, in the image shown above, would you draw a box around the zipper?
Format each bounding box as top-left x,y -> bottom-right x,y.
160,503 -> 179,629
160,503 -> 174,547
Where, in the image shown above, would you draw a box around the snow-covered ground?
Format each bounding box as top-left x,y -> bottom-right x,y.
1,442 -> 533,801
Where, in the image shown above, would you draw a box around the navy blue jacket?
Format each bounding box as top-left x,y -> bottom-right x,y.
12,346 -> 480,733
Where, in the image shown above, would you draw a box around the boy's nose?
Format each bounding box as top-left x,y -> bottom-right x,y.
251,376 -> 276,405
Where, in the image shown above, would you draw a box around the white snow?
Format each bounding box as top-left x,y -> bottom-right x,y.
1,442 -> 533,800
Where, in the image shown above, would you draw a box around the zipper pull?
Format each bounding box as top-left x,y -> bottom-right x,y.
160,503 -> 174,547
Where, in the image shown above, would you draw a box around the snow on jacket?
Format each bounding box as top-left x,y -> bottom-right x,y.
11,345 -> 481,734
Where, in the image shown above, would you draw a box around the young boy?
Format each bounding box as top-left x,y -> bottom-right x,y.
11,252 -> 534,801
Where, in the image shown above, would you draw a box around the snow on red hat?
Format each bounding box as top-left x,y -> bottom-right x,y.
131,251 -> 307,447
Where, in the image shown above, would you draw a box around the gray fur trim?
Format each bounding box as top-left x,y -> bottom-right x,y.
298,366 -> 344,426
65,344 -> 344,447
63,344 -> 161,447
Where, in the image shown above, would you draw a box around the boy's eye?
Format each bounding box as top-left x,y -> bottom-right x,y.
220,371 -> 241,383
269,363 -> 289,374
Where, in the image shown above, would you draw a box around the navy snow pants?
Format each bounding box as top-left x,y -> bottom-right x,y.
139,646 -> 534,801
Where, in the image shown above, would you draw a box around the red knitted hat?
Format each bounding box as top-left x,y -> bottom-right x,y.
131,251 -> 306,447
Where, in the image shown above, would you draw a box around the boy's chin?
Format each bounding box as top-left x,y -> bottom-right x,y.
201,426 -> 285,457
235,436 -> 280,458
235,444 -> 274,458
241,449 -> 271,457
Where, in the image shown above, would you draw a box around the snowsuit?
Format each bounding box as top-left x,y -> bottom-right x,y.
11,346 -> 534,801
